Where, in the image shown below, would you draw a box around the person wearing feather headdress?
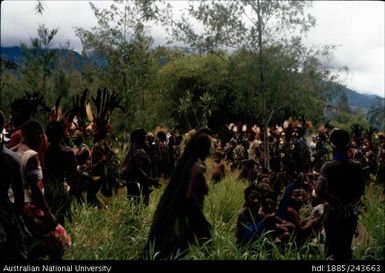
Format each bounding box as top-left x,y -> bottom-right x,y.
72,129 -> 91,203
87,88 -> 124,204
284,118 -> 311,176
311,129 -> 330,173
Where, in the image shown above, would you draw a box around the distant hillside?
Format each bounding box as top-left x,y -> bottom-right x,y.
1,46 -> 381,111
325,81 -> 380,112
0,46 -> 21,63
341,86 -> 378,109
0,46 -> 105,69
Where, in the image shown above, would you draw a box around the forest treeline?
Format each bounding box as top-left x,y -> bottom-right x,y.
1,0 -> 384,136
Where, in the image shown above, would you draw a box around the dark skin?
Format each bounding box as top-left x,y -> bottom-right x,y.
14,124 -> 57,229
258,198 -> 294,240
89,139 -> 110,175
72,131 -> 90,165
286,189 -> 322,230
15,140 -> 57,230
10,107 -> 31,129
136,155 -> 160,188
246,190 -> 260,212
236,189 -> 260,244
145,132 -> 212,259
211,160 -> 225,183
1,149 -> 24,214
45,136 -> 78,189
88,129 -> 109,174
186,139 -> 211,199
132,136 -> 160,189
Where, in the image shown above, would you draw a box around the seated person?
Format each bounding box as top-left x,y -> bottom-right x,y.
236,184 -> 261,246
277,179 -> 323,245
236,183 -> 294,247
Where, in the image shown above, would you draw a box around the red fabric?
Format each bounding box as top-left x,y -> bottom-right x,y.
7,129 -> 48,167
7,129 -> 22,149
51,224 -> 71,250
23,203 -> 71,250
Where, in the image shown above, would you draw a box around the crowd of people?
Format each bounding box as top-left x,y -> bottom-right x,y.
210,121 -> 383,260
1,91 -> 384,261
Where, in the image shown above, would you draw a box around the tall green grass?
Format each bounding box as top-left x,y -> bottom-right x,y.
64,172 -> 384,260
354,183 -> 385,259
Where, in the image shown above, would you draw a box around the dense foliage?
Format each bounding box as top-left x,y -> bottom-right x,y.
2,0 -> 383,135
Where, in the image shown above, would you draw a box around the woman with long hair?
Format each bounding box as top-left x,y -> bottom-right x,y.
145,129 -> 212,259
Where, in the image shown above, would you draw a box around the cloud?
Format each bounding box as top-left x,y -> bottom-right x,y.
304,1 -> 384,97
1,0 -> 384,97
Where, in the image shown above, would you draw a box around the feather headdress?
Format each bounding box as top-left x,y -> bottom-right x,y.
67,89 -> 89,132
88,87 -> 124,138
283,117 -> 295,140
227,123 -> 235,131
154,125 -> 169,137
46,96 -> 76,141
49,96 -> 63,121
24,91 -> 51,116
350,123 -> 364,146
317,120 -> 334,141
364,125 -> 376,146
375,132 -> 385,141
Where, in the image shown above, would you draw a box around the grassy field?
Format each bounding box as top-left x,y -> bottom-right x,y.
63,165 -> 385,260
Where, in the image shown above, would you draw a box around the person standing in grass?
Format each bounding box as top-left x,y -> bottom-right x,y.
316,129 -> 365,260
122,129 -> 160,205
145,129 -> 212,259
44,120 -> 77,226
0,111 -> 30,260
11,120 -> 71,259
72,129 -> 91,203
376,133 -> 385,190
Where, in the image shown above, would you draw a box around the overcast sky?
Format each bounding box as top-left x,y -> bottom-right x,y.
1,0 -> 384,97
